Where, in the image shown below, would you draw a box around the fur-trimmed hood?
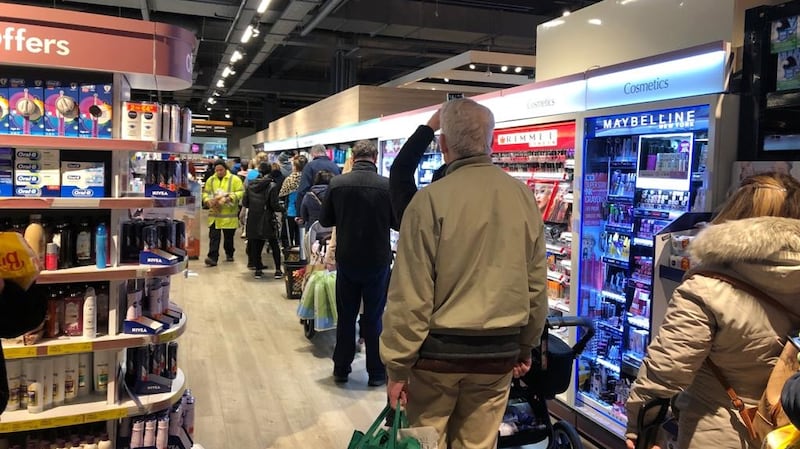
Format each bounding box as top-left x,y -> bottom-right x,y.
690,216 -> 800,264
689,216 -> 800,298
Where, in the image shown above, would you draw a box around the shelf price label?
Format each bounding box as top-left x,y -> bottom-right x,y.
4,346 -> 38,359
84,408 -> 128,423
47,342 -> 93,356
39,416 -> 84,429
159,331 -> 178,343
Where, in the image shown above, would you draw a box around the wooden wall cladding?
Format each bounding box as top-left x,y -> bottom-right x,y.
265,86 -> 451,143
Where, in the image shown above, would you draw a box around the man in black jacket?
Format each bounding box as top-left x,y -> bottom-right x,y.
296,144 -> 340,214
319,140 -> 398,386
389,108 -> 447,224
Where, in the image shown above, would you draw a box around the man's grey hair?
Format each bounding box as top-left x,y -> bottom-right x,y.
310,144 -> 327,156
440,98 -> 495,159
352,139 -> 378,160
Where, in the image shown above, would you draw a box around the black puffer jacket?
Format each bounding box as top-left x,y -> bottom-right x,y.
0,280 -> 47,413
243,174 -> 283,240
319,160 -> 398,267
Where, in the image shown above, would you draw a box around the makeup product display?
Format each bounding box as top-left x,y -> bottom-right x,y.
576,105 -> 711,427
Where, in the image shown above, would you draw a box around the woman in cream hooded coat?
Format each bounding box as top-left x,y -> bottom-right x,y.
625,172 -> 800,449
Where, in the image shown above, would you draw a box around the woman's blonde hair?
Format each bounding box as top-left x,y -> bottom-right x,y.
713,172 -> 800,223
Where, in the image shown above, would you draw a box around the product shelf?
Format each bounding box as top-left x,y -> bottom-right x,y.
0,369 -> 185,433
37,260 -> 188,285
3,315 -> 186,360
0,196 -> 195,210
0,135 -> 191,153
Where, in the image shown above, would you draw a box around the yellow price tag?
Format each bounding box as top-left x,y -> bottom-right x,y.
4,346 -> 38,359
159,331 -> 178,343
84,408 -> 128,423
47,341 -> 93,356
39,416 -> 83,429
1,420 -> 39,432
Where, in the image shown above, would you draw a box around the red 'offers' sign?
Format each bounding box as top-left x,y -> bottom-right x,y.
492,121 -> 576,152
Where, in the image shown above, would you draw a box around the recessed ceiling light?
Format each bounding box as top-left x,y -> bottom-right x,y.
206,107 -> 212,111
501,65 -> 508,72
230,50 -> 243,63
444,78 -> 449,82
216,79 -> 225,88
563,10 -> 571,16
469,64 -> 476,70
542,19 -> 565,28
222,67 -> 231,78
588,18 -> 602,25
515,67 -> 522,73
257,0 -> 271,14
241,25 -> 254,43
225,113 -> 231,119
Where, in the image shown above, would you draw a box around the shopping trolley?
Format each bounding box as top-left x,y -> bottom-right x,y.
498,316 -> 595,449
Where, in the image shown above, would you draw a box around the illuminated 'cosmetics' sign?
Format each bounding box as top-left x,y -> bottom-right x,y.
586,50 -> 727,110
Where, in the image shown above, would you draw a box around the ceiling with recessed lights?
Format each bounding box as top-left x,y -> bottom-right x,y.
10,0 -> 600,128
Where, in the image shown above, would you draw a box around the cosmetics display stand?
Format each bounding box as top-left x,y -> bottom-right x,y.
0,3 -> 196,446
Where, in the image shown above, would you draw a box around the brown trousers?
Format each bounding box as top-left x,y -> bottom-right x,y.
405,368 -> 512,449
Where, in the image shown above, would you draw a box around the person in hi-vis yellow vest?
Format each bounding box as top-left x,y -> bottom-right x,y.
202,160 -> 244,266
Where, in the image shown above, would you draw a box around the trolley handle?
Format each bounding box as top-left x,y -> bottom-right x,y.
546,316 -> 595,357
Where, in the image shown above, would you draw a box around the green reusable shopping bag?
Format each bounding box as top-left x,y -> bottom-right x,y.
348,404 -> 421,449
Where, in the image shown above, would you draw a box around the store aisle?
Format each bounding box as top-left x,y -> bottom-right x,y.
170,225 -> 602,449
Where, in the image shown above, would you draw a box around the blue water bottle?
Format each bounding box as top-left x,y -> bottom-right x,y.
95,222 -> 107,269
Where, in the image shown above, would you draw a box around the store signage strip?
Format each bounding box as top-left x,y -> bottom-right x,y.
585,50 -> 727,110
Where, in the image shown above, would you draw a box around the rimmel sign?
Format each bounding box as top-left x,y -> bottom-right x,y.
0,27 -> 70,56
492,122 -> 576,152
497,129 -> 558,148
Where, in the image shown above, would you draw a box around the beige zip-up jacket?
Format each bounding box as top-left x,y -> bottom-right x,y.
380,154 -> 548,382
626,217 -> 800,449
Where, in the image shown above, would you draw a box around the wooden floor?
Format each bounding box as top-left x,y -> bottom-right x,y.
172,229 -> 601,449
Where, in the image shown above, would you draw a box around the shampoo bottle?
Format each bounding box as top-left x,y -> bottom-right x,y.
5,360 -> 21,411
96,434 -> 111,449
95,222 -> 107,269
26,360 -> 43,414
64,354 -> 78,401
93,351 -> 110,393
41,357 -> 53,410
143,418 -> 156,447
82,287 -> 96,339
52,356 -> 65,406
78,353 -> 91,397
75,218 -> 93,266
156,417 -> 169,449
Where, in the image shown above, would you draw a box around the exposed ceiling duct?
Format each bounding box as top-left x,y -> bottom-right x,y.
227,0 -> 324,96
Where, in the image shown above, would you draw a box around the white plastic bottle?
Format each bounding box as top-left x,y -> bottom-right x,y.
130,419 -> 144,448
26,360 -> 43,414
83,438 -> 97,449
52,356 -> 65,406
96,434 -> 111,449
83,287 -> 97,339
143,418 -> 157,447
5,360 -> 21,411
78,353 -> 92,397
155,417 -> 169,449
63,355 -> 79,401
93,351 -> 110,394
41,357 -> 53,410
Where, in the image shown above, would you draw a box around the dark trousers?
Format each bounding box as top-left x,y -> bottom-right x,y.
333,262 -> 390,377
208,223 -> 235,261
281,216 -> 300,250
247,238 -> 281,270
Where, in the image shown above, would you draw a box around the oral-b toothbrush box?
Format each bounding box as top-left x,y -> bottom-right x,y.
14,149 -> 60,197
61,161 -> 105,198
8,79 -> 45,136
0,78 -> 8,135
0,148 -> 12,197
79,84 -> 113,139
777,48 -> 800,91
45,81 -> 81,137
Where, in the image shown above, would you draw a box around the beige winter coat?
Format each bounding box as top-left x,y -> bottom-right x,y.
626,217 -> 800,449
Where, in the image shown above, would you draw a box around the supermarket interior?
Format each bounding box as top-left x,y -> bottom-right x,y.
3,0 -> 800,448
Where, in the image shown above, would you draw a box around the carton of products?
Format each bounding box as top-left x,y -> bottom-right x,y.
771,16 -> 799,53
44,81 -> 81,137
14,149 -> 60,197
79,84 -> 113,139
0,148 -> 11,196
0,78 -> 8,135
60,161 -> 104,198
8,79 -> 45,135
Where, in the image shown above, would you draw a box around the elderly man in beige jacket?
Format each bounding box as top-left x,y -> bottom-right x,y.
380,98 -> 549,449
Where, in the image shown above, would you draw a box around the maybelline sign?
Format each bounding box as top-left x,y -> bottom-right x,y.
586,50 -> 727,110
